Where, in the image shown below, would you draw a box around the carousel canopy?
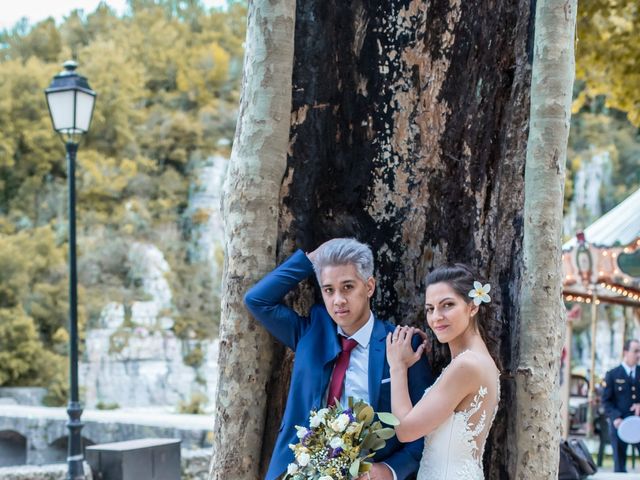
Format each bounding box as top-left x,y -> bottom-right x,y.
564,188 -> 640,250
563,188 -> 640,307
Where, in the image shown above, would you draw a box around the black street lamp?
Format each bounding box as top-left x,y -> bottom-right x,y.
45,60 -> 96,480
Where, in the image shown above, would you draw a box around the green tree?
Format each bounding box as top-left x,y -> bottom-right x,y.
576,0 -> 639,124
0,1 -> 246,396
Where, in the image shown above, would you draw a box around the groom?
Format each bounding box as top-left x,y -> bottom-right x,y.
244,238 -> 433,480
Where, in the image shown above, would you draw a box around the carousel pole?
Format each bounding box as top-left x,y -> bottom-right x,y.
587,290 -> 598,437
575,231 -> 598,437
562,316 -> 573,437
621,306 -> 628,354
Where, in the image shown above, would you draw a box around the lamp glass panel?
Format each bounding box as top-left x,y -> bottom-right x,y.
46,90 -> 75,131
75,91 -> 95,132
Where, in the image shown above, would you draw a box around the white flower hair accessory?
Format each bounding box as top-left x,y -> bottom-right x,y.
468,281 -> 491,305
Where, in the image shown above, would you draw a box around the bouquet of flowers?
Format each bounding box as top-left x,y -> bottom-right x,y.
284,399 -> 400,479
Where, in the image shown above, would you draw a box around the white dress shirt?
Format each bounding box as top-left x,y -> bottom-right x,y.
334,313 -> 398,480
623,362 -> 636,379
337,312 -> 374,405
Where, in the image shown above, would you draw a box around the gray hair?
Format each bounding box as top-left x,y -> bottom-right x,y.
312,238 -> 374,283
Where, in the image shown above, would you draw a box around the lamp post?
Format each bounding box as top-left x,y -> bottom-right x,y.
45,60 -> 96,480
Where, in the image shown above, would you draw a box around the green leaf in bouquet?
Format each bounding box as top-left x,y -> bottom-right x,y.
349,458 -> 361,477
353,399 -> 368,411
352,401 -> 362,412
347,448 -> 360,461
375,427 -> 396,440
357,405 -> 374,424
377,412 -> 400,426
335,398 -> 344,411
350,422 -> 363,438
370,437 -> 387,451
360,461 -> 372,473
360,432 -> 376,451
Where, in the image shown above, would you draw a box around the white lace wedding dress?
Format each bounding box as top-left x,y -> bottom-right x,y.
417,351 -> 500,480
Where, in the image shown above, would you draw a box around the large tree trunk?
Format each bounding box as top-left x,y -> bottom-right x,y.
209,0 -> 296,478
266,1 -> 534,478
515,0 -> 577,478
213,0 -> 576,478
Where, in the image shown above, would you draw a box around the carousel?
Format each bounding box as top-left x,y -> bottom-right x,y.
562,188 -> 640,437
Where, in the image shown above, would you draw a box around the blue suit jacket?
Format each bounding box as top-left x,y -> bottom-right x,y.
244,250 -> 434,480
602,364 -> 640,422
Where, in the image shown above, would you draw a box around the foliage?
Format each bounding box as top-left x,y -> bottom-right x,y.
0,307 -> 65,388
0,2 -> 246,392
565,106 -> 640,223
96,400 -> 120,410
564,1 -> 639,224
183,342 -> 205,368
177,391 -> 208,414
575,0 -> 639,125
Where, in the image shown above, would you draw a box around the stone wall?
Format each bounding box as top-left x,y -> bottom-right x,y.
0,388 -> 46,406
81,323 -> 218,410
0,450 -> 209,480
0,463 -> 93,480
81,241 -> 219,410
181,449 -> 210,480
79,156 -> 227,412
0,406 -> 211,466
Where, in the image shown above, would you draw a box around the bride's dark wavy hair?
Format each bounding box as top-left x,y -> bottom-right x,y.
424,263 -> 502,371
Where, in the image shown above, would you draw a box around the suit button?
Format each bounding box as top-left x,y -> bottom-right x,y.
633,395 -> 637,400
633,387 -> 636,391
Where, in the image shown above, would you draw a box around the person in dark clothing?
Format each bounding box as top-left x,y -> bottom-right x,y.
602,339 -> 640,472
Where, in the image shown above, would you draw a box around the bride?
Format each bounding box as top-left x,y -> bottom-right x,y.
386,264 -> 500,480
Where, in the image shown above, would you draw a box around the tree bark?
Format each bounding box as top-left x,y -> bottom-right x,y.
515,0 -> 577,478
208,0 -> 295,478
213,0 -> 577,478
266,1 -> 534,478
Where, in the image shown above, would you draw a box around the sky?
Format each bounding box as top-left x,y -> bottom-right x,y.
0,0 -> 227,30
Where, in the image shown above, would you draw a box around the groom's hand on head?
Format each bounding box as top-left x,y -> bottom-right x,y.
306,240 -> 333,263
356,463 -> 394,480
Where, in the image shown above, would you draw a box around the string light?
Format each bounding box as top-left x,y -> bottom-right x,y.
562,236 -> 640,307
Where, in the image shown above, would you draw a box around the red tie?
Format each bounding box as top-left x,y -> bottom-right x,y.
327,337 -> 359,407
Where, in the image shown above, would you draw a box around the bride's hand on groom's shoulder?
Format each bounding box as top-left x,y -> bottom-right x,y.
386,325 -> 427,370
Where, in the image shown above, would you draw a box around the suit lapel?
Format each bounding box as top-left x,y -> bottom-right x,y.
313,311 -> 341,405
368,317 -> 387,411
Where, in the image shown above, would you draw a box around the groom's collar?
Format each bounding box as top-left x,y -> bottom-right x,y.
337,312 -> 375,348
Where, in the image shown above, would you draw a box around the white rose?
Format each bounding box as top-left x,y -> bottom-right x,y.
346,422 -> 359,434
287,463 -> 299,475
329,436 -> 344,449
319,408 -> 330,418
309,414 -> 321,428
329,413 -> 350,433
319,476 -> 334,480
296,426 -> 309,439
296,452 -> 311,467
